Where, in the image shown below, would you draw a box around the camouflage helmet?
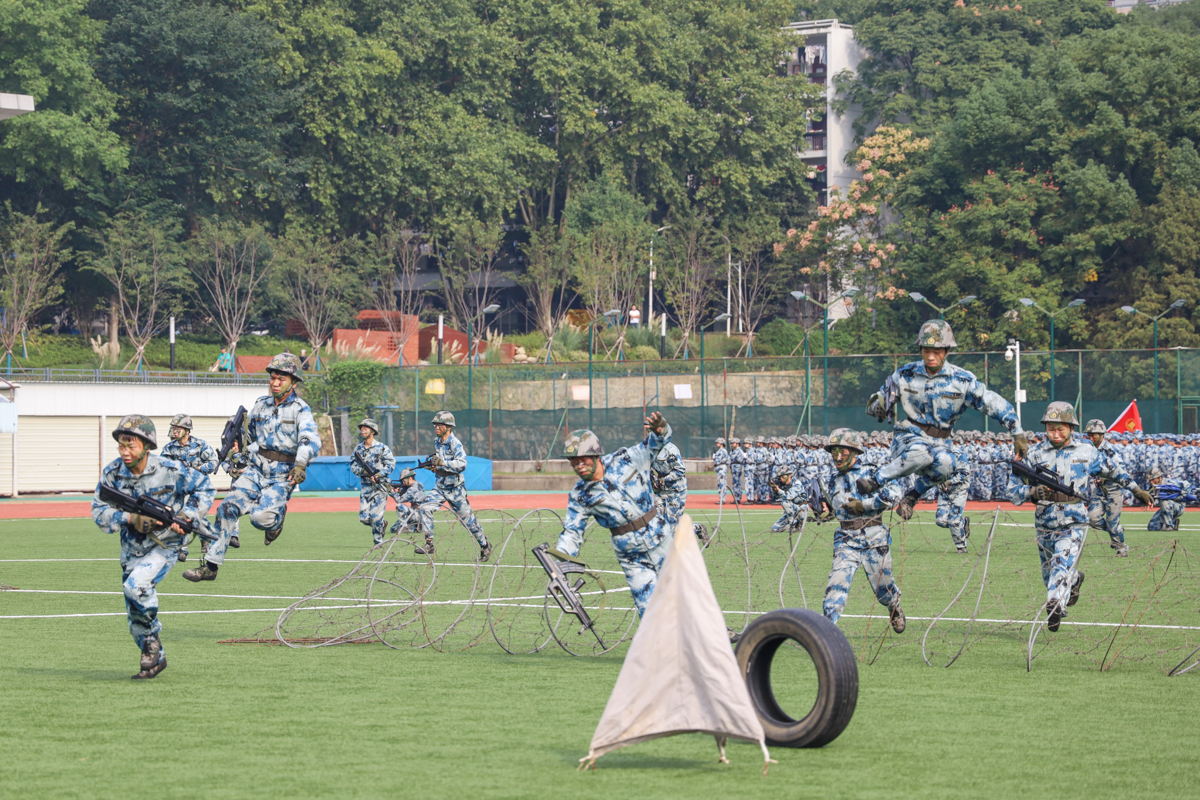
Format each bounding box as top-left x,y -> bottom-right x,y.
915,319 -> 958,349
563,429 -> 603,458
359,418 -> 380,435
756,435 -> 766,444
169,413 -> 193,432
396,467 -> 416,481
825,428 -> 865,454
730,437 -> 741,445
715,437 -> 726,445
112,414 -> 158,449
431,411 -> 456,428
775,466 -> 793,481
1149,466 -> 1165,480
1041,401 -> 1079,427
1084,419 -> 1108,434
266,352 -> 304,382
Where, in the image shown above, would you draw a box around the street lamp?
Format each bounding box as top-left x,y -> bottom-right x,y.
792,288 -> 860,434
1018,297 -> 1084,401
699,313 -> 732,440
467,303 -> 500,450
1005,338 -> 1023,426
589,309 -> 621,430
909,292 -> 977,319
648,225 -> 670,327
1121,299 -> 1186,431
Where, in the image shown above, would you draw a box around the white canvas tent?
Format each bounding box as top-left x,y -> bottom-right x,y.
580,514 -> 772,773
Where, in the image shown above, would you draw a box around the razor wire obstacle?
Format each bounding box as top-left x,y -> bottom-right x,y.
247,502 -> 1200,673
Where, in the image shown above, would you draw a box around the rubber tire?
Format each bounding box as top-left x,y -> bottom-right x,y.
735,607 -> 858,748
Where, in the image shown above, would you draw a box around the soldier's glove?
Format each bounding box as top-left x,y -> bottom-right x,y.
866,393 -> 887,422
1030,485 -> 1052,502
127,514 -> 162,535
1013,433 -> 1030,460
429,454 -> 445,469
843,499 -> 867,515
644,411 -> 667,435
1133,487 -> 1154,506
288,463 -> 307,485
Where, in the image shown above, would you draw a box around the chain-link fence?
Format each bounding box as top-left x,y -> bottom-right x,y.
310,348 -> 1200,459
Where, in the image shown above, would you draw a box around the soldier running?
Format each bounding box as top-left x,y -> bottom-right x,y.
862,320 -> 1026,524
553,413 -> 675,617
416,411 -> 492,560
820,428 -> 906,633
91,416 -> 215,679
1007,403 -> 1151,631
389,468 -> 425,536
183,353 -> 320,583
1084,419 -> 1134,556
769,467 -> 813,532
349,418 -> 397,546
1147,467 -> 1193,532
159,413 -> 218,562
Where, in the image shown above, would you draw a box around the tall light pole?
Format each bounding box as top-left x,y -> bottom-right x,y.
1018,297 -> 1084,401
467,303 -> 500,451
648,225 -> 670,328
700,312 -> 731,441
1121,299 -> 1186,432
792,288 -> 859,434
1005,338 -> 1023,426
909,292 -> 977,319
589,309 -> 620,430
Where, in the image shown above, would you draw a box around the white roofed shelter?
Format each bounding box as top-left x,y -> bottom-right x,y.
0,93 -> 36,121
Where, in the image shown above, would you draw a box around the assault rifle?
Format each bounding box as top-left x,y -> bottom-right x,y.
1009,458 -> 1079,501
532,543 -> 605,649
217,406 -> 247,465
97,483 -> 218,542
808,477 -> 838,522
868,375 -> 901,423
415,456 -> 439,472
352,450 -> 386,485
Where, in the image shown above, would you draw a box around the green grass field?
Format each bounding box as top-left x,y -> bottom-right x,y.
2,508 -> 1198,800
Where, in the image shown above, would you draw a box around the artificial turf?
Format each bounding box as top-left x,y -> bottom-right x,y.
1,509 -> 1198,800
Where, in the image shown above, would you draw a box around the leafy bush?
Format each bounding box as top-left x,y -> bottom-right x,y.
755,320 -> 807,357
565,349 -> 589,362
630,345 -> 661,361
507,331 -> 547,351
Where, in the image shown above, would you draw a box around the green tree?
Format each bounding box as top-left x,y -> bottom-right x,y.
90,0 -> 297,229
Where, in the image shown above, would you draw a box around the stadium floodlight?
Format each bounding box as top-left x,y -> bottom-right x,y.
910,292 -> 971,320
1015,297 -> 1085,401
1120,301 -> 1188,421
482,303 -> 501,315
909,292 -> 926,302
790,290 -> 807,301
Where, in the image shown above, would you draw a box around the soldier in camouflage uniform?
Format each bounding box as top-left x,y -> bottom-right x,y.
1147,467 -> 1193,531
417,411 -> 492,560
729,438 -> 745,504
820,428 -> 906,633
650,438 -> 708,542
770,467 -> 813,532
1007,403 -> 1152,631
553,414 -> 675,616
91,416 -> 215,679
160,413 -> 218,562
933,456 -> 971,553
1084,419 -> 1134,556
183,353 -> 320,583
863,321 -> 1027,521
755,435 -> 772,503
389,467 -> 425,536
713,437 -> 730,505
349,418 -> 397,546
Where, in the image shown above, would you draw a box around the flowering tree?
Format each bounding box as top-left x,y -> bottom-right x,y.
778,126 -> 930,319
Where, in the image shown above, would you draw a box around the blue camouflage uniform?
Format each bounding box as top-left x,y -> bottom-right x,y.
161,435 -> 218,559
420,432 -> 488,549
771,479 -> 813,532
209,390 -> 320,563
757,444 -> 773,503
390,481 -> 426,535
1088,439 -> 1132,551
713,444 -> 730,503
935,447 -> 971,551
92,454 -> 215,656
822,462 -> 904,624
555,426 -> 674,616
1148,478 -> 1193,531
650,442 -> 688,521
1008,438 -> 1137,614
873,361 -> 1022,495
730,443 -> 746,503
349,441 -> 397,545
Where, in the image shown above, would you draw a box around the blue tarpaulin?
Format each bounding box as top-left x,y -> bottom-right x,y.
299,455 -> 492,492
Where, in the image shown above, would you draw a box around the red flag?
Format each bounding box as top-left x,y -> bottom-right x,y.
1111,400 -> 1142,433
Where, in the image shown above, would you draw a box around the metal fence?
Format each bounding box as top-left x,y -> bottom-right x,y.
312,348 -> 1200,460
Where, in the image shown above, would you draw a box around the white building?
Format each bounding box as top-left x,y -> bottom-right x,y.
779,19 -> 866,204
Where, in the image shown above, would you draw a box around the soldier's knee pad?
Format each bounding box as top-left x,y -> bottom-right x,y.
249,508 -> 282,530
